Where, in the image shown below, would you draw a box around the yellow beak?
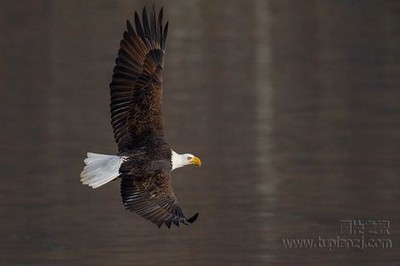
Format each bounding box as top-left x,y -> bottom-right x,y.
189,156 -> 202,167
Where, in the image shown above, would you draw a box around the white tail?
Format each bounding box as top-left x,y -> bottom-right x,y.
80,152 -> 125,189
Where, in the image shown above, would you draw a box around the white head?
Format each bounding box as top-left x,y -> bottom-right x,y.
171,150 -> 202,171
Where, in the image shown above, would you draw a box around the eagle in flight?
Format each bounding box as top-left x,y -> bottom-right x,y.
80,6 -> 201,228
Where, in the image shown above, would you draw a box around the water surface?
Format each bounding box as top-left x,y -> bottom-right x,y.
0,0 -> 399,265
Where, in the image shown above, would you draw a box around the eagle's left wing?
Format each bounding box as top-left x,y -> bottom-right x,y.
110,6 -> 169,153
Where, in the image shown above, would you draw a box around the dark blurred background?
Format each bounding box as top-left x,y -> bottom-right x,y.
0,0 -> 399,265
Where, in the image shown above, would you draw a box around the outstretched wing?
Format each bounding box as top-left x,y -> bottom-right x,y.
110,6 -> 169,152
120,166 -> 199,228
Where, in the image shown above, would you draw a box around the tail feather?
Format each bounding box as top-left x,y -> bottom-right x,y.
80,152 -> 125,189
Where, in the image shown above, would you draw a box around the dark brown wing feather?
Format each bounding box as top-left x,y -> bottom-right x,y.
120,161 -> 199,228
110,6 -> 169,152
114,6 -> 198,228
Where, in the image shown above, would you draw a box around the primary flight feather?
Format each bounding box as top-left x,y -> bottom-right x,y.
80,6 -> 201,228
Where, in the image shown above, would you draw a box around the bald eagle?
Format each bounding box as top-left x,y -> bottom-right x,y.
80,6 -> 201,228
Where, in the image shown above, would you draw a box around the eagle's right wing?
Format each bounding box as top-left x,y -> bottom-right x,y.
120,167 -> 199,228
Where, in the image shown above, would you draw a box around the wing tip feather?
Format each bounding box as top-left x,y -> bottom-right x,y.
187,212 -> 199,224
156,212 -> 199,229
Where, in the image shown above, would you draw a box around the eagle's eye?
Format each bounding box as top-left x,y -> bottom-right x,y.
187,156 -> 192,160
